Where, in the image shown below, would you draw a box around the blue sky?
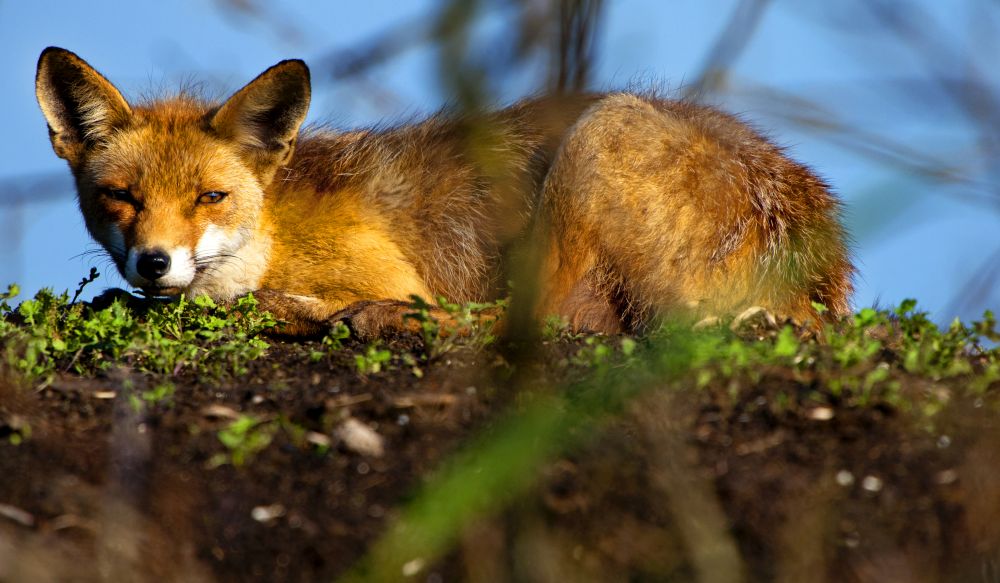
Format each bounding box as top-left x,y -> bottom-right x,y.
1,1 -> 997,323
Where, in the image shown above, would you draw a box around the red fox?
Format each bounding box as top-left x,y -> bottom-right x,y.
35,47 -> 852,337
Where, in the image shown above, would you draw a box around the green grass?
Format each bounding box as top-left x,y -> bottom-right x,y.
0,280 -> 276,386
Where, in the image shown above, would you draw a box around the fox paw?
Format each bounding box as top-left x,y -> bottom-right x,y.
330,300 -> 420,340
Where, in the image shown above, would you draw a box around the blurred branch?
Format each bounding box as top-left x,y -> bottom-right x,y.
317,0 -> 606,97
684,0 -> 772,99
315,15 -> 434,82
860,1 -> 1000,172
0,172 -> 73,206
0,201 -> 25,285
942,243 -> 1000,319
733,83 -> 1000,209
210,0 -> 306,46
0,171 -> 75,291
552,0 -> 605,93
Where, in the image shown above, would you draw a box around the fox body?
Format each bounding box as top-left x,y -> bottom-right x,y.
36,47 -> 852,337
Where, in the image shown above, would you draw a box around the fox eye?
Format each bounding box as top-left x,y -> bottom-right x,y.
101,188 -> 136,205
198,191 -> 228,205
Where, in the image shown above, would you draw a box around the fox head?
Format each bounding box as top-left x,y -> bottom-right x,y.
35,47 -> 310,297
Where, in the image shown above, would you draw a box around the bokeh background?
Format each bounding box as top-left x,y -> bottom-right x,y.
2,0 -> 998,323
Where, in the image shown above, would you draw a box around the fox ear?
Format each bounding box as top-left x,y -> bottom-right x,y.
210,59 -> 311,179
35,47 -> 132,166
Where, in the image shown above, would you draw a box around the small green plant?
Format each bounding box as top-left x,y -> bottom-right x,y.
405,295 -> 505,357
213,414 -> 277,467
3,416 -> 31,446
355,343 -> 393,375
141,381 -> 176,408
542,314 -> 576,341
571,336 -> 612,368
567,336 -> 640,374
310,321 -> 351,362
402,352 -> 424,378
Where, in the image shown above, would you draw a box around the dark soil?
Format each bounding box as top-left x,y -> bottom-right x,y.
1,333 -> 999,583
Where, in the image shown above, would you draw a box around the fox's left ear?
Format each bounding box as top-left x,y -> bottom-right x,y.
35,47 -> 132,168
210,59 -> 311,181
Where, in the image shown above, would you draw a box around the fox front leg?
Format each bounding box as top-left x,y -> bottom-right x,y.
250,292 -> 431,339
329,300 -> 429,340
331,299 -> 505,341
249,291 -> 425,339
249,289 -> 344,337
252,292 -> 499,340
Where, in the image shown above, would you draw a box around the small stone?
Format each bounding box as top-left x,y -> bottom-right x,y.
0,503 -> 35,527
937,435 -> 951,449
251,504 -> 286,524
693,316 -> 720,330
935,469 -> 958,485
305,431 -> 331,448
808,407 -> 835,421
336,418 -> 385,457
94,391 -> 117,399
201,404 -> 240,420
401,558 -> 425,577
861,475 -> 883,492
835,470 -> 855,487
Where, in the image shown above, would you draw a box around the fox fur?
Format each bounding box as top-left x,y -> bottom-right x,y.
35,47 -> 853,337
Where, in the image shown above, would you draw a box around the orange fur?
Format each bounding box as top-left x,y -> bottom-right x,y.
36,47 -> 853,338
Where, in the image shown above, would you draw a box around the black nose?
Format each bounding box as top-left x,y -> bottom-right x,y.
136,250 -> 171,281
